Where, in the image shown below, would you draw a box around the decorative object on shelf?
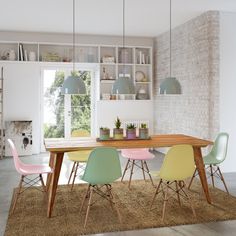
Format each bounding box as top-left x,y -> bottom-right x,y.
137,87 -> 148,100
102,93 -> 110,100
61,0 -> 86,95
112,0 -> 135,96
99,127 -> 110,140
135,71 -> 146,82
139,123 -> 149,139
41,52 -> 61,62
137,50 -> 148,64
102,56 -> 115,63
19,43 -> 24,61
102,67 -> 110,80
159,0 -> 181,95
113,117 -> 124,140
28,51 -> 36,61
126,123 -> 136,139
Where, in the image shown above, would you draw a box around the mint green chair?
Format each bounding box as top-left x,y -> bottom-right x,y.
150,145 -> 196,222
80,147 -> 122,228
188,132 -> 229,193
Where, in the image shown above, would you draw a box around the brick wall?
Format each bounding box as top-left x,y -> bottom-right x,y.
153,11 -> 219,142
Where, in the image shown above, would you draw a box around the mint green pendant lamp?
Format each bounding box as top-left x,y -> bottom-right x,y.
61,0 -> 86,95
112,0 -> 135,95
160,0 -> 181,95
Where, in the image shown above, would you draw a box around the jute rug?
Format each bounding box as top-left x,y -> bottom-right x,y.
4,180 -> 236,235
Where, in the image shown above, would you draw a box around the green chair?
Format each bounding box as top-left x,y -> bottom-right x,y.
67,130 -> 91,191
80,147 -> 122,228
150,145 -> 196,222
188,132 -> 229,193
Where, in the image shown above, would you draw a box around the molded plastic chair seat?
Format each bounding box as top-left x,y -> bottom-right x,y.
17,164 -> 53,175
121,148 -> 155,188
68,150 -> 91,162
121,148 -> 155,160
203,153 -> 221,165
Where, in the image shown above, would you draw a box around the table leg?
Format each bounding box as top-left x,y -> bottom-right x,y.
46,152 -> 55,192
47,152 -> 64,217
193,147 -> 212,204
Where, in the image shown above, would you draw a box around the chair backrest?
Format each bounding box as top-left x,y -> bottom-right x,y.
160,144 -> 195,181
210,132 -> 229,163
71,129 -> 90,138
82,147 -> 122,185
7,139 -> 25,175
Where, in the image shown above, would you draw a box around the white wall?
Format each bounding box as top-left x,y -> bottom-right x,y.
219,12 -> 236,172
1,62 -> 41,154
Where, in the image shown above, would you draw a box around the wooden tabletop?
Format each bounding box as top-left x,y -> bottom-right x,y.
44,134 -> 213,153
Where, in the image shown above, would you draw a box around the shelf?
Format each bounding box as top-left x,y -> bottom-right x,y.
135,81 -> 151,84
100,80 -> 115,83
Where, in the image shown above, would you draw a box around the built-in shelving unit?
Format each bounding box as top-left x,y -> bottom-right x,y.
0,41 -> 152,101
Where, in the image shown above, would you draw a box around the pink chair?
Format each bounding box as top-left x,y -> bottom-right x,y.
121,148 -> 155,189
7,139 -> 53,214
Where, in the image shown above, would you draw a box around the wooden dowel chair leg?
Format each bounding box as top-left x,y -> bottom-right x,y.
84,188 -> 93,228
11,175 -> 24,215
175,181 -> 181,206
150,179 -> 162,210
210,164 -> 215,188
121,159 -> 130,182
80,185 -> 90,213
128,160 -> 135,189
39,174 -> 46,192
68,162 -> 76,185
188,168 -> 197,189
144,161 -> 154,186
217,166 -> 229,194
141,161 -> 146,181
71,162 -> 79,191
162,183 -> 169,222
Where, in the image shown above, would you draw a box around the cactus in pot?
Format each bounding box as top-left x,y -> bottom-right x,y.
126,123 -> 136,139
139,123 -> 149,139
99,127 -> 110,140
113,117 -> 123,139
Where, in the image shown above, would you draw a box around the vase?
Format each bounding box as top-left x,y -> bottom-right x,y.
126,129 -> 136,139
139,128 -> 149,139
113,128 -> 123,140
99,129 -> 110,140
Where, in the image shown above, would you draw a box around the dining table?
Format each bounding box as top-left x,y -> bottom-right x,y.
44,134 -> 213,218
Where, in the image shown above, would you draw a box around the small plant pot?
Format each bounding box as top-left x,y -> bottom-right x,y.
139,128 -> 149,139
99,128 -> 110,140
113,128 -> 123,140
126,129 -> 136,139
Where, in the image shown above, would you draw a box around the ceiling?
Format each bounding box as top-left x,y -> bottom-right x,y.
1,0 -> 236,37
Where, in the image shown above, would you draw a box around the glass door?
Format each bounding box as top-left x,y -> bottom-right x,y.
41,67 -> 94,150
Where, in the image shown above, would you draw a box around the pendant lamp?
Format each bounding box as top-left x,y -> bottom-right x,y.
159,0 -> 181,94
112,0 -> 135,95
61,0 -> 86,95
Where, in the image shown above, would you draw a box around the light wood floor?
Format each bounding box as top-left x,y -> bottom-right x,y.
0,151 -> 236,236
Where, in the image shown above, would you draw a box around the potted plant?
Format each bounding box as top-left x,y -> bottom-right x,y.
139,123 -> 149,139
99,127 -> 110,140
126,123 -> 136,139
113,117 -> 123,140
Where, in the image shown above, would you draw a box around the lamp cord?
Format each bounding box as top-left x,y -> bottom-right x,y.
170,0 -> 172,78
73,0 -> 75,72
122,0 -> 125,77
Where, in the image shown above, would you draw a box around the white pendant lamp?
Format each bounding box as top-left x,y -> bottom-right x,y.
61,0 -> 86,95
159,0 -> 181,94
112,0 -> 135,95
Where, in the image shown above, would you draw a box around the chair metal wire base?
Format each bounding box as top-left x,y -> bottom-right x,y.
188,165 -> 229,194
11,174 -> 46,215
150,179 -> 196,222
121,159 -> 154,189
80,184 -> 122,228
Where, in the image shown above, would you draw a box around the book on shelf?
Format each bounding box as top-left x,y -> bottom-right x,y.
19,43 -> 24,61
24,50 -> 28,61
